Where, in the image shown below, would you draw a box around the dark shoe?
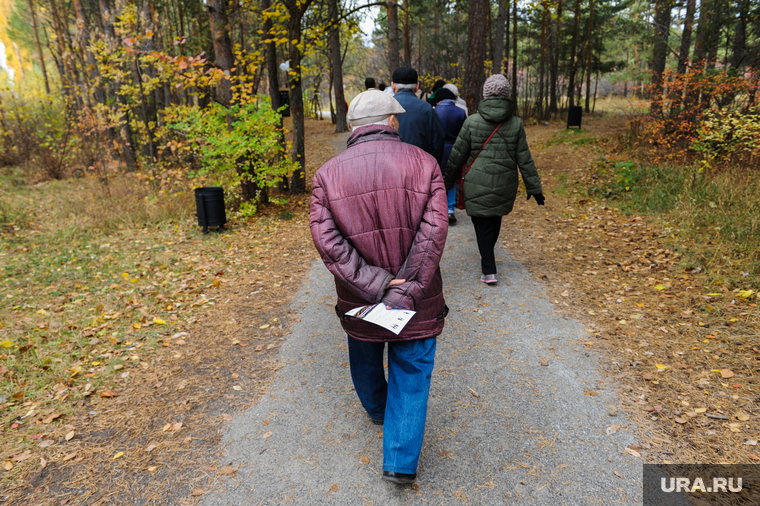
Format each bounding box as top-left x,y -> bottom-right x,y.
382,471 -> 416,484
370,418 -> 384,425
448,213 -> 457,224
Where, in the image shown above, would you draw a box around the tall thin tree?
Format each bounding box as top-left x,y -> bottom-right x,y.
464,0 -> 489,113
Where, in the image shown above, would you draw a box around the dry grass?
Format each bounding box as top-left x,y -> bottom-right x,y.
508,115 -> 760,466
0,118 -> 339,504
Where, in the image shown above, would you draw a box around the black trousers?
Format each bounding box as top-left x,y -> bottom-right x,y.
470,216 -> 503,275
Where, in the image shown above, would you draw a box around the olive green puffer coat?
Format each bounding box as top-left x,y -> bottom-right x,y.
443,97 -> 542,217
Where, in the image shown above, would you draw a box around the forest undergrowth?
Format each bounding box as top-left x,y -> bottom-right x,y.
0,119 -> 333,504
509,113 -> 759,474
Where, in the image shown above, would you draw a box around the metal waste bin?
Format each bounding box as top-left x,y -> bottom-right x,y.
279,90 -> 290,117
194,187 -> 226,234
567,106 -> 583,129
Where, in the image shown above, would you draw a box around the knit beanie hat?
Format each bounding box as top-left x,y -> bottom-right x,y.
483,74 -> 511,98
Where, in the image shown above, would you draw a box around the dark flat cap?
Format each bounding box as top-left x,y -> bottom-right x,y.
392,66 -> 418,84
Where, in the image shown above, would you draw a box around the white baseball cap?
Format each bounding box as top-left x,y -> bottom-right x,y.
347,90 -> 406,126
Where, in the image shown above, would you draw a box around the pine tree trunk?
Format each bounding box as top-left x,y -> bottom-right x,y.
566,0 -> 581,108
207,0 -> 234,105
584,0 -> 594,113
511,0 -> 518,110
730,0 -> 748,68
464,0 -> 489,114
493,0 -> 508,74
329,0 -> 348,132
403,0 -> 411,66
387,0 -> 400,75
651,0 -> 672,115
286,4 -> 310,193
676,0 -> 696,74
549,0 -> 562,114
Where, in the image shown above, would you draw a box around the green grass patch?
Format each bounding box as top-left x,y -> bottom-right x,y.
587,159 -> 760,286
543,128 -> 598,148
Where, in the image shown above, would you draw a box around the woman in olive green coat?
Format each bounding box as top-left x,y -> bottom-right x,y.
443,74 -> 545,285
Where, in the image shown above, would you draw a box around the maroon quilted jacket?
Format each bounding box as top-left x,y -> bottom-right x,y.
310,125 -> 449,342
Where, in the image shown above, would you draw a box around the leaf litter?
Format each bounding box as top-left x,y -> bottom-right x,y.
509,116 -> 760,465
0,118 -> 335,504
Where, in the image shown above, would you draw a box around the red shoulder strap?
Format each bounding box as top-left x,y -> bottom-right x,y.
463,122 -> 503,179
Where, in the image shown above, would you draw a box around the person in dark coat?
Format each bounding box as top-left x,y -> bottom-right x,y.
391,67 -> 445,167
310,90 -> 449,485
434,87 -> 467,224
365,77 -> 376,90
444,74 -> 544,285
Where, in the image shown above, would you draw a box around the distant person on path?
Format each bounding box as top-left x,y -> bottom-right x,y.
365,77 -> 376,90
310,90 -> 449,485
444,74 -> 544,285
426,79 -> 446,105
434,87 -> 467,224
442,83 -> 469,116
391,67 -> 445,167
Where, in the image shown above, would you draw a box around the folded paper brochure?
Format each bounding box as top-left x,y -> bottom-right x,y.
344,304 -> 416,335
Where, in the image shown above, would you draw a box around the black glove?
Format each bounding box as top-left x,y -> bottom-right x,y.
527,193 -> 545,206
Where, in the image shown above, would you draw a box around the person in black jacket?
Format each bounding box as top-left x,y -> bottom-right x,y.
391,67 -> 445,167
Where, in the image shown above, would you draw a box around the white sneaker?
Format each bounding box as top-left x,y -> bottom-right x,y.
480,274 -> 497,284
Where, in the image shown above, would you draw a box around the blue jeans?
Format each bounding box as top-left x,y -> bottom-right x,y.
347,335 -> 437,474
447,186 -> 456,213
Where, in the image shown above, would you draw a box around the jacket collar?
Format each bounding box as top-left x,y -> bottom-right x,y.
346,125 -> 402,148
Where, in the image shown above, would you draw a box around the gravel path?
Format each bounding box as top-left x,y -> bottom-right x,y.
200,206 -> 643,504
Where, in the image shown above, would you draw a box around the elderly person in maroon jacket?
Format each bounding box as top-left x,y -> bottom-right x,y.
310,90 -> 449,485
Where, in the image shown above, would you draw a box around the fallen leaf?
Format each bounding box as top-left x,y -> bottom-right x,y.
42,413 -> 63,424
737,413 -> 750,421
744,440 -> 758,446
169,422 -> 183,432
749,453 -> 760,461
192,489 -> 205,497
232,385 -> 242,391
729,423 -> 742,433
606,425 -> 620,435
65,431 -> 75,441
218,465 -> 238,476
329,483 -> 339,493
642,372 -> 654,380
100,390 -> 118,398
584,390 -> 598,396
655,364 -> 667,370
318,389 -> 325,393
674,417 -> 687,424
614,471 -> 623,478
39,457 -> 47,469
539,359 -> 548,366
145,444 -> 157,452
3,461 -> 12,471
694,408 -> 707,413
113,452 -> 124,460
720,369 -> 735,378
360,456 -> 370,465
154,319 -> 167,325
259,324 -> 270,329
11,451 -> 32,462
654,285 -> 666,290
625,448 -> 641,458
1,340 -> 15,348
62,452 -> 77,461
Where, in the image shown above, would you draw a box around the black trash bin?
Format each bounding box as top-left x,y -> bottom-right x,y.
194,187 -> 227,234
567,106 -> 583,129
279,90 -> 290,117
